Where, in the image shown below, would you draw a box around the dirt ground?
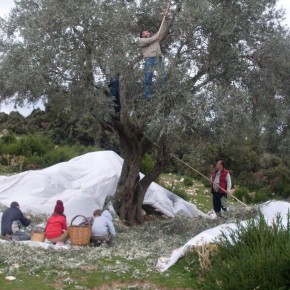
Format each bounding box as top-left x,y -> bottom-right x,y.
92,281 -> 193,290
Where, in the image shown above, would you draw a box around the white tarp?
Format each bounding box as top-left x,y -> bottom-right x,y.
0,150 -> 201,224
156,200 -> 290,272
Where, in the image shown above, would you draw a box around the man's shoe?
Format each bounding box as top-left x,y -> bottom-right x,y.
216,212 -> 225,218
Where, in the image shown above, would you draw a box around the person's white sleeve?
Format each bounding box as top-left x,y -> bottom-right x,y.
107,221 -> 116,237
226,173 -> 232,193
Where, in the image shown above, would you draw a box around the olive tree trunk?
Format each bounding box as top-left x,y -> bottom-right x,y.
111,76 -> 169,225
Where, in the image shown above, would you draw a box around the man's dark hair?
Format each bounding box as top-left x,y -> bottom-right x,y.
10,201 -> 19,208
140,30 -> 150,38
219,160 -> 226,168
93,209 -> 102,217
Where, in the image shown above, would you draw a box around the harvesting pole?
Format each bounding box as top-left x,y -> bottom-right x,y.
157,0 -> 171,35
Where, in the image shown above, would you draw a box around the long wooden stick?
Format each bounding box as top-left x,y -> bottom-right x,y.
157,0 -> 171,35
150,139 -> 249,208
171,153 -> 249,208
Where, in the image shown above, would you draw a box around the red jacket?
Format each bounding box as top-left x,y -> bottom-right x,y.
45,214 -> 67,239
211,169 -> 229,195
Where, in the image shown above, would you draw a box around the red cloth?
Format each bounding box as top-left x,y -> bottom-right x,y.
45,214 -> 67,239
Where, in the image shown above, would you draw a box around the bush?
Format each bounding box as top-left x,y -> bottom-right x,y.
43,145 -> 96,167
281,185 -> 290,199
259,153 -> 282,169
43,147 -> 76,166
196,214 -> 290,290
24,154 -> 46,169
1,131 -> 17,144
19,134 -> 54,156
254,189 -> 270,203
183,176 -> 193,187
0,143 -> 20,156
140,154 -> 155,175
237,171 -> 266,191
233,187 -> 253,204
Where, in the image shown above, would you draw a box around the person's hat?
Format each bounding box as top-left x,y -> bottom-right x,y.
10,201 -> 19,208
54,200 -> 64,214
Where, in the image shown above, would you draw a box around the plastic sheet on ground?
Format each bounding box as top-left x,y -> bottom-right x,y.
156,200 -> 290,272
0,150 -> 201,226
0,238 -> 71,250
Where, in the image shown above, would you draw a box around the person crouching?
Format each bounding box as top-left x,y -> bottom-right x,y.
91,209 -> 116,245
1,201 -> 31,241
45,200 -> 69,245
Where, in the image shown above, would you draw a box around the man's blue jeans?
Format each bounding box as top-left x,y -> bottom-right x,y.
143,56 -> 164,98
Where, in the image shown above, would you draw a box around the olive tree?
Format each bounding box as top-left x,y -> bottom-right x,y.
0,0 -> 289,224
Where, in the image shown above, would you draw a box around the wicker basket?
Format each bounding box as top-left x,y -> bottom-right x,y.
31,231 -> 46,242
69,215 -> 92,246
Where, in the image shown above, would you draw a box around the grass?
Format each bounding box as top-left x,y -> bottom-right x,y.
0,258 -> 196,290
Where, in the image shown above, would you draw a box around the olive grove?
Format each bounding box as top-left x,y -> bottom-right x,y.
0,0 -> 290,224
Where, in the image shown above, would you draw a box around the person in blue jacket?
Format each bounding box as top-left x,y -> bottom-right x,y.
91,209 -> 116,245
1,201 -> 31,241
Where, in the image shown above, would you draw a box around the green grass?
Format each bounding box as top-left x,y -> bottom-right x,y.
0,257 -> 197,290
188,183 -> 212,213
158,173 -> 215,213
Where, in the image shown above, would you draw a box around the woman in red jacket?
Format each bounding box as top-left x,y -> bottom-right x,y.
45,200 -> 69,244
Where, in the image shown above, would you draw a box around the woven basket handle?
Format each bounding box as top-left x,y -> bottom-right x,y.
32,226 -> 46,233
70,215 -> 91,226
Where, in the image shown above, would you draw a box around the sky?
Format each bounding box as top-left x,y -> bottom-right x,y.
0,0 -> 290,116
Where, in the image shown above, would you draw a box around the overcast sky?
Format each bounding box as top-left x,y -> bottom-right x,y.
0,0 -> 290,116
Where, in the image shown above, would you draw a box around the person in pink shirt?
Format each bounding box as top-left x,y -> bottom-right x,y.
45,200 -> 68,244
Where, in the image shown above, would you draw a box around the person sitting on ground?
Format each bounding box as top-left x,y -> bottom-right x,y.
91,209 -> 116,245
1,201 -> 32,241
45,200 -> 69,245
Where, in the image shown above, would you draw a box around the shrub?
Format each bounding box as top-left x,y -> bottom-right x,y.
281,185 -> 290,199
140,153 -> 155,175
197,214 -> 290,290
42,145 -> 97,167
183,176 -> 193,187
16,134 -> 54,156
43,146 -> 82,166
259,153 -> 282,169
1,131 -> 17,144
254,188 -> 270,203
233,186 -> 253,204
20,145 -> 98,170
237,171 -> 266,191
1,143 -> 20,156
24,155 -> 46,169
